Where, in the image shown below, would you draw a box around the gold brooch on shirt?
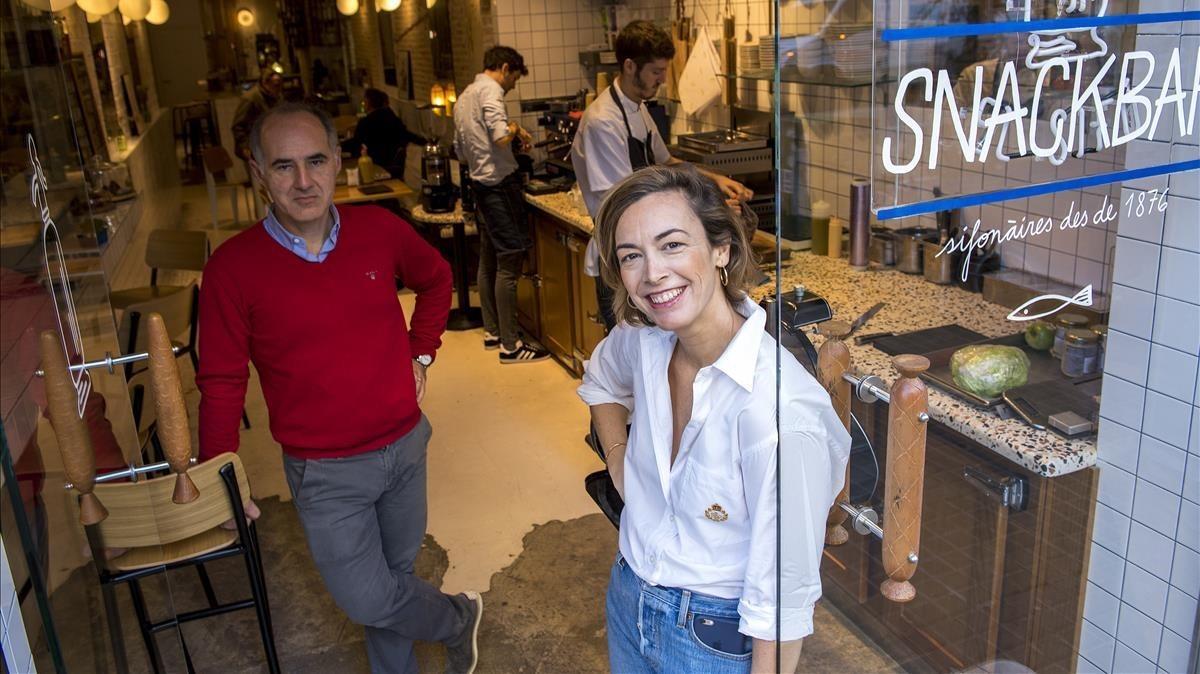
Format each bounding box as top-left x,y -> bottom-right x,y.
705,504 -> 729,522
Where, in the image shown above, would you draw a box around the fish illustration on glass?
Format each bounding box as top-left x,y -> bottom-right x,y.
1007,285 -> 1093,322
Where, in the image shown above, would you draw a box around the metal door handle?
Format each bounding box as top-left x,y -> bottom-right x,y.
587,311 -> 603,324
962,466 -> 1029,512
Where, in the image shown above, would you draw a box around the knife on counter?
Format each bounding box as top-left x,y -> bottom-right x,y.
846,302 -> 886,337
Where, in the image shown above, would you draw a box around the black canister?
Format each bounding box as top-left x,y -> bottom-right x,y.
849,178 -> 871,270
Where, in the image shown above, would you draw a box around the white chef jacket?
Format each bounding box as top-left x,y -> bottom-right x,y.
577,298 -> 852,641
571,80 -> 672,276
454,73 -> 518,186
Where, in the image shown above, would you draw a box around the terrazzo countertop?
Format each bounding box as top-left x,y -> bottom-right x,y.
409,204 -> 465,225
525,192 -> 593,234
750,253 -> 1097,478
522,195 -> 1096,478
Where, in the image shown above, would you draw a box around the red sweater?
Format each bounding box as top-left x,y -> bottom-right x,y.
197,205 -> 452,461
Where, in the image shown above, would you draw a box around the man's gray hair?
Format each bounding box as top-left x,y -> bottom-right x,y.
249,102 -> 339,165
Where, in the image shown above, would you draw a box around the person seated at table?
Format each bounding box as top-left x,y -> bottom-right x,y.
343,88 -> 426,181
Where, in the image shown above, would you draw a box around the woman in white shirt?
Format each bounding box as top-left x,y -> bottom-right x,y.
577,165 -> 851,674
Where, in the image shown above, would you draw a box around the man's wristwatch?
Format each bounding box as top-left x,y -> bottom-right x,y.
414,354 -> 433,367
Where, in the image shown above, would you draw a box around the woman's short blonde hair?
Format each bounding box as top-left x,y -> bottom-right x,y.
593,164 -> 757,327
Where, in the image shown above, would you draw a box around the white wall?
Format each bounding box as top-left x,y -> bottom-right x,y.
1078,6 -> 1200,672
146,0 -> 210,107
2,536 -> 37,674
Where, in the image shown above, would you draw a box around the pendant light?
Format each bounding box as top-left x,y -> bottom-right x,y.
77,0 -> 118,13
86,10 -> 102,21
336,0 -> 358,15
378,0 -> 400,10
117,0 -> 149,20
235,7 -> 254,26
145,0 -> 168,24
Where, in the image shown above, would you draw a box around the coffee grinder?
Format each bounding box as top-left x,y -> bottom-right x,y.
420,142 -> 456,213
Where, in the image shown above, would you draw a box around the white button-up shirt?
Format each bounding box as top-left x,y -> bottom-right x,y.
453,73 -> 518,186
577,299 -> 851,641
571,80 -> 672,276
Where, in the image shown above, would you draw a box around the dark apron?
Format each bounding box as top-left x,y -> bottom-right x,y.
586,87 -> 661,530
612,84 -> 655,172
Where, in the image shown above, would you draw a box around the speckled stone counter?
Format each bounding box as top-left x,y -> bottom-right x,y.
525,192 -> 593,234
521,193 -> 1096,478
750,253 -> 1097,478
409,204 -> 464,225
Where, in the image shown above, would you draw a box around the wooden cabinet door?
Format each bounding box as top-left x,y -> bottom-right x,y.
516,244 -> 540,339
885,424 -> 1013,672
535,218 -> 574,365
569,235 -> 606,361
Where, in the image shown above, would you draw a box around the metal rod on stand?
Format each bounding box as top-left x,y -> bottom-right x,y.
34,346 -> 179,378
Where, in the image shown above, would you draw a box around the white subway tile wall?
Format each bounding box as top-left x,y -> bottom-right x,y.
2,537 -> 36,674
1084,15 -> 1200,673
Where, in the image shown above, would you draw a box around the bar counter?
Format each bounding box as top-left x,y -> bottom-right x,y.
523,192 -> 1097,479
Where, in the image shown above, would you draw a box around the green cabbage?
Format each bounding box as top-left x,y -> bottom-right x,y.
950,345 -> 1030,398
1024,321 -> 1055,351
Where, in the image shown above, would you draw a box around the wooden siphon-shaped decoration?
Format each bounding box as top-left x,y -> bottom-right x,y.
146,313 -> 200,504
880,354 -> 931,603
39,331 -> 108,525
816,320 -> 853,546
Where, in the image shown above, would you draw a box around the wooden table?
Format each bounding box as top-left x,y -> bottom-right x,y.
332,179 -> 415,205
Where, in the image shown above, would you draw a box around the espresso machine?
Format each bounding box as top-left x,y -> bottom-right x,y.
420,141 -> 456,213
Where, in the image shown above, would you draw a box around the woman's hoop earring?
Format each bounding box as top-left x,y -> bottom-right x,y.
627,295 -> 638,310
719,265 -> 729,287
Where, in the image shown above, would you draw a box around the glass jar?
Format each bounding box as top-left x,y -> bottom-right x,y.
1061,329 -> 1100,377
1091,324 -> 1109,370
1052,313 -> 1090,358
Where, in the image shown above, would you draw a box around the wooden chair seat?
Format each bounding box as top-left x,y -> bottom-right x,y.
109,526 -> 238,572
110,284 -> 190,311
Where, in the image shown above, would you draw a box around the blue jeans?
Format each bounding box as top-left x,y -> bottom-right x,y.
606,554 -> 753,674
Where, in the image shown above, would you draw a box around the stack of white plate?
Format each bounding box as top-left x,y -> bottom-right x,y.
739,43 -> 761,72
786,34 -> 825,77
759,38 -> 777,70
828,25 -> 883,81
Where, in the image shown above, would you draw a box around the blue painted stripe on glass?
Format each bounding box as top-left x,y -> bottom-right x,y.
876,160 -> 1200,220
880,11 -> 1200,42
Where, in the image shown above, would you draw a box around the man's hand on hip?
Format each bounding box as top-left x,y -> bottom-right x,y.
413,360 -> 428,403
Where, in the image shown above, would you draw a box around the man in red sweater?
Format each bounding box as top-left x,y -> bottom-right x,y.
198,102 -> 483,674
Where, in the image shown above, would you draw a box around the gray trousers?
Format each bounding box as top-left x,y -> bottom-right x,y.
477,224 -> 526,351
283,416 -> 469,673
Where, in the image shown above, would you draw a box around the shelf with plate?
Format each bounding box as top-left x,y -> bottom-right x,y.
723,69 -> 893,88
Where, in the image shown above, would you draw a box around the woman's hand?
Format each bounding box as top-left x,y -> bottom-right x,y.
752,638 -> 803,674
591,403 -> 630,498
606,442 -> 627,499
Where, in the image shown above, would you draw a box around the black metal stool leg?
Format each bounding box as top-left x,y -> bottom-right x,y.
100,582 -> 131,674
247,523 -> 272,619
243,540 -> 280,673
128,579 -> 164,674
195,564 -> 219,608
179,626 -> 197,674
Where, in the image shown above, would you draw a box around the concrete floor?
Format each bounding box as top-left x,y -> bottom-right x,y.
31,185 -> 902,673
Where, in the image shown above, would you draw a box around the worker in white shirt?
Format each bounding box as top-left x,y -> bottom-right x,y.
454,46 -> 550,364
577,165 -> 851,674
572,20 -> 753,331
